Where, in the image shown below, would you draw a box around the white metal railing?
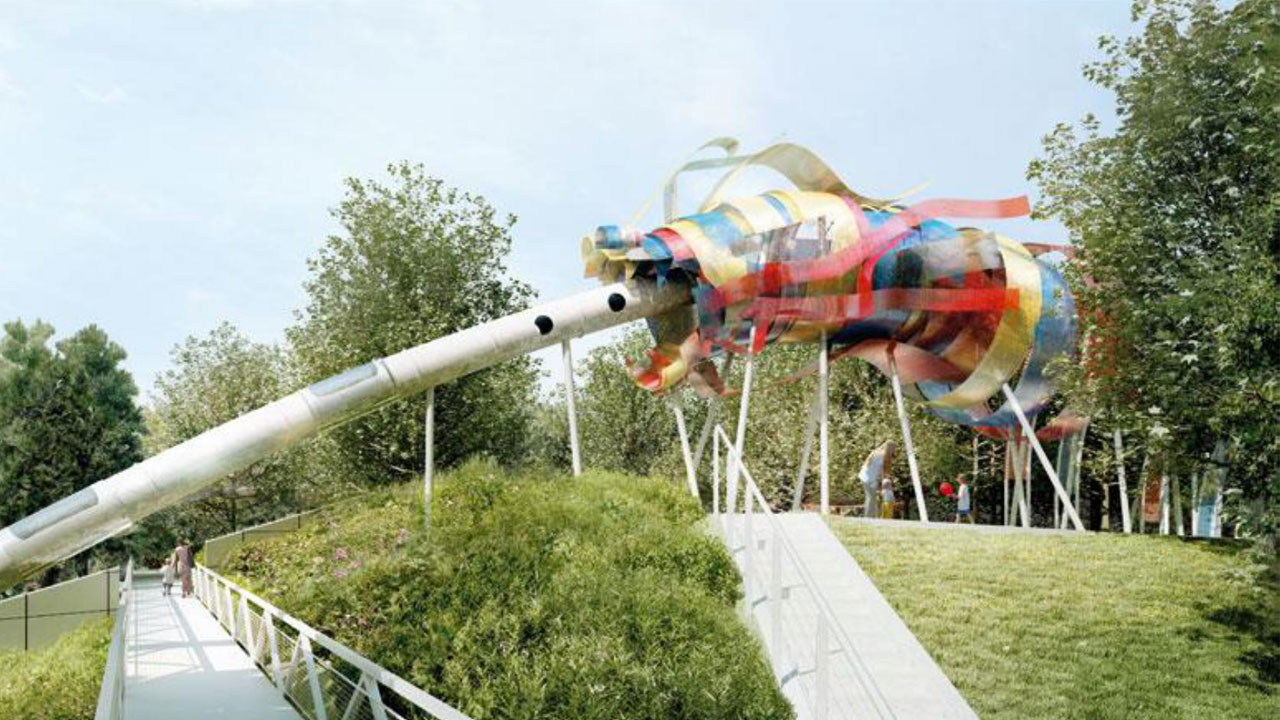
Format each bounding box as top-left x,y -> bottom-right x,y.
94,559 -> 133,720
194,563 -> 473,720
713,425 -> 895,720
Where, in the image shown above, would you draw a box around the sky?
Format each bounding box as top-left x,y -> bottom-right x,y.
0,1 -> 1134,400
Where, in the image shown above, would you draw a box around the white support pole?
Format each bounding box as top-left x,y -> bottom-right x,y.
791,390 -> 821,511
423,388 -> 434,533
670,396 -> 699,499
1072,423 -> 1087,518
1172,475 -> 1185,536
727,328 -> 758,520
818,331 -> 830,515
1211,483 -> 1224,538
1114,429 -> 1132,533
562,339 -> 582,477
1002,384 -> 1084,531
1010,440 -> 1030,528
712,427 -> 721,517
1003,441 -> 1011,526
889,356 -> 929,523
1159,474 -> 1171,535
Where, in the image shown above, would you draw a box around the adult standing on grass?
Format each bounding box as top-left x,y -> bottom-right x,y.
175,540 -> 194,598
859,440 -> 895,517
954,476 -> 974,524
880,476 -> 895,519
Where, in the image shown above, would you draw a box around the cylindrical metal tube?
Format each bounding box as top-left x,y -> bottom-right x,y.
0,280 -> 690,587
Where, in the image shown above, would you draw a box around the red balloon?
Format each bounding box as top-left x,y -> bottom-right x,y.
939,482 -> 954,498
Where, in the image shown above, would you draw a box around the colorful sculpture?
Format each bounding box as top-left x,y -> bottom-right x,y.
583,142 -> 1077,436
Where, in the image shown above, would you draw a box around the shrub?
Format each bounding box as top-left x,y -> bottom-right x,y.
225,459 -> 791,720
0,617 -> 112,720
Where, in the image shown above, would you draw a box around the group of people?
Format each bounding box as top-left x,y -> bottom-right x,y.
161,540 -> 194,597
857,439 -> 973,523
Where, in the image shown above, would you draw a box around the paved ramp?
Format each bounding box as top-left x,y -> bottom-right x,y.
124,576 -> 300,720
721,512 -> 976,720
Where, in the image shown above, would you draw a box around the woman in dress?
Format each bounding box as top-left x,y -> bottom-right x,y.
175,540 -> 194,598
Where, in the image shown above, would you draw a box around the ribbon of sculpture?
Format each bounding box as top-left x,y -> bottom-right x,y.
581,142 -> 1076,435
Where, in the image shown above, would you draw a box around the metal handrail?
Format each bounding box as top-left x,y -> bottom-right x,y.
94,559 -> 132,720
713,425 -> 895,720
194,563 -> 473,720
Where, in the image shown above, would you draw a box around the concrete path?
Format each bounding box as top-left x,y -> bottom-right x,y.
720,512 -> 977,720
124,575 -> 300,720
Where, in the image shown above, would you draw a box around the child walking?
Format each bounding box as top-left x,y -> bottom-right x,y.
162,555 -> 176,596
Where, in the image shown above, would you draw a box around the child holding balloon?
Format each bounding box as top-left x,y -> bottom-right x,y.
954,476 -> 973,524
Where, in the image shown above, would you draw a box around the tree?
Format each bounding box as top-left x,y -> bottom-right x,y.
574,329 -> 688,477
288,162 -> 540,486
1027,0 -> 1279,539
146,323 -> 329,543
0,320 -> 145,581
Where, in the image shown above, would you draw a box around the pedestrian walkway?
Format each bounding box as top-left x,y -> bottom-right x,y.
124,575 -> 300,720
722,512 -> 977,720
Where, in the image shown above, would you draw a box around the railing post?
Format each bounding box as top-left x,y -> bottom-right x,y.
300,635 -> 330,720
363,674 -> 389,720
815,613 -> 830,720
264,608 -> 284,689
240,595 -> 256,656
818,329 -> 830,515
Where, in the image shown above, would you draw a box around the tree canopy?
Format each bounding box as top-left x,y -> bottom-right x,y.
0,320 -> 144,580
287,162 -> 541,486
1028,0 -> 1279,536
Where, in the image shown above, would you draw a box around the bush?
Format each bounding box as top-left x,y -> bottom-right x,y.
224,459 -> 791,720
0,617 -> 112,720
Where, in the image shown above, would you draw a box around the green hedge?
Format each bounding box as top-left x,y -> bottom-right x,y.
0,617 -> 112,720
225,460 -> 791,720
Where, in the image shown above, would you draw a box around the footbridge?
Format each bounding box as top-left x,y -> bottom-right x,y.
93,560 -> 473,720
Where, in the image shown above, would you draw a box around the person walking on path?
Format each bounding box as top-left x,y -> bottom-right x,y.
954,476 -> 974,524
879,476 -> 896,519
161,555 -> 176,596
175,540 -> 194,598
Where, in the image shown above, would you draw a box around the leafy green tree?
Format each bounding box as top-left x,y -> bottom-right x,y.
1028,0 -> 1279,539
288,162 -> 540,486
0,320 -> 144,581
146,322 -> 331,543
574,329 -> 688,477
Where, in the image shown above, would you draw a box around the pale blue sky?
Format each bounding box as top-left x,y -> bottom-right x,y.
0,1 -> 1132,399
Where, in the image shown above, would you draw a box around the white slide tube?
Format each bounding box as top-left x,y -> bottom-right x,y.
0,280 -> 690,587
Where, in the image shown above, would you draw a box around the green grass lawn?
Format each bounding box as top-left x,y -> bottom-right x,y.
0,616 -> 112,720
224,460 -> 791,720
827,518 -> 1279,720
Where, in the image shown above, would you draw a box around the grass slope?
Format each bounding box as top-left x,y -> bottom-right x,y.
225,460 -> 791,720
0,617 -> 112,720
828,519 -> 1279,719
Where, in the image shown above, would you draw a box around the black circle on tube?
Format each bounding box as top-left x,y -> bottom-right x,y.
535,315 -> 554,335
607,293 -> 627,312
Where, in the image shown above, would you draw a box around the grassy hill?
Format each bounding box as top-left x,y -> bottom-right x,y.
223,460 -> 791,720
0,616 -> 111,720
828,518 -> 1279,720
